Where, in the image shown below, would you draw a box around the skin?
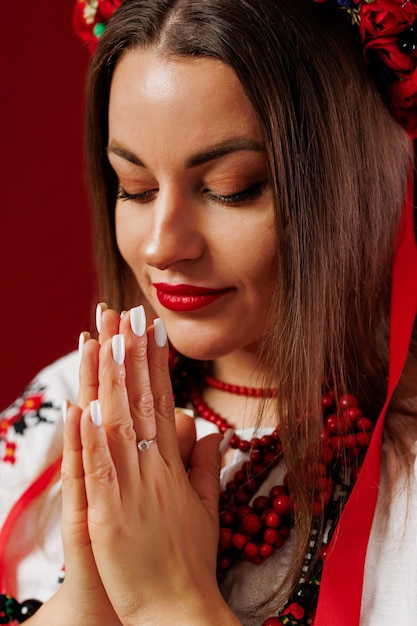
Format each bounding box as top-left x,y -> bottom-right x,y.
109,49 -> 277,384
28,50 -> 278,624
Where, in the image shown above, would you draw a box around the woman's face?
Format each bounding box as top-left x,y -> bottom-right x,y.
108,49 -> 277,361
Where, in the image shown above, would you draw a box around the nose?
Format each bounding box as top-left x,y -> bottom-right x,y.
143,186 -> 204,270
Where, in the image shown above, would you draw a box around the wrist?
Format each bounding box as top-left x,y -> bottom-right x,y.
121,590 -> 241,626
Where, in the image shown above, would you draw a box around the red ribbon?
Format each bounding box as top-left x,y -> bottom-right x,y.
0,456 -> 62,596
316,173 -> 417,624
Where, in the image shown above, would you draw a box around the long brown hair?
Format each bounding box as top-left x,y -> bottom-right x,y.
85,0 -> 413,610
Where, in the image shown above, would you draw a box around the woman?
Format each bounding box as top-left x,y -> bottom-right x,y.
1,0 -> 416,624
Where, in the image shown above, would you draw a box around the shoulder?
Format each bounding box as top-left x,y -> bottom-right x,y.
0,351 -> 79,484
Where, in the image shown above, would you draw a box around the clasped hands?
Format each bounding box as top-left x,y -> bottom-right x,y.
39,305 -> 238,626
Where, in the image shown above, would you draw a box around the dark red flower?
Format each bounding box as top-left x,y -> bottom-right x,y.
359,0 -> 417,38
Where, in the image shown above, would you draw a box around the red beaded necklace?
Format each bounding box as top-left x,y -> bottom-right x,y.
190,380 -> 374,626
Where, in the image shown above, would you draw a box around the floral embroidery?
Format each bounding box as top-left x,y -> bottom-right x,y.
0,385 -> 60,464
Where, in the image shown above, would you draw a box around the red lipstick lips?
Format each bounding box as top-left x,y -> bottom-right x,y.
153,283 -> 231,312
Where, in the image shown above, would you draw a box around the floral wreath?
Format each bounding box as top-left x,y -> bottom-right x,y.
73,0 -> 417,139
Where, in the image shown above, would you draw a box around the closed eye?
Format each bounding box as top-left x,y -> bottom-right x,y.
205,181 -> 267,205
117,186 -> 157,203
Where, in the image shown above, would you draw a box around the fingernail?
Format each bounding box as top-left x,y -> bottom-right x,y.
62,399 -> 70,423
112,334 -> 125,365
154,318 -> 167,347
120,310 -> 127,318
78,331 -> 90,357
219,429 -> 234,455
96,302 -> 107,334
130,305 -> 146,337
174,407 -> 195,418
90,399 -> 102,427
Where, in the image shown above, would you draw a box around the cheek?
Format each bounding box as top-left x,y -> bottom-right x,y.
115,204 -> 141,270
226,219 -> 277,290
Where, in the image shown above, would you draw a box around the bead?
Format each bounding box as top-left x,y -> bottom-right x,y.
236,505 -> 253,520
219,527 -> 233,549
0,594 -> 21,623
265,511 -> 281,528
19,599 -> 43,621
399,25 -> 417,54
338,393 -> 357,410
293,582 -> 318,607
273,494 -> 292,516
242,513 -> 262,536
243,541 -> 259,559
269,485 -> 287,499
192,374 -> 372,585
93,22 -> 106,38
232,533 -> 247,550
253,495 -> 271,513
356,431 -> 372,447
234,490 -> 251,505
356,417 -> 373,431
264,528 -> 279,545
260,543 -> 275,558
217,555 -> 232,571
262,618 -> 283,626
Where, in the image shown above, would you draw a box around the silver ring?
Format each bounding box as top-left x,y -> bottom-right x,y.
137,438 -> 157,452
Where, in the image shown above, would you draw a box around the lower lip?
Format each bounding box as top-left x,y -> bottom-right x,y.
155,288 -> 230,312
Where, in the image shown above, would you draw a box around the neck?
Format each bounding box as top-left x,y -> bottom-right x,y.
210,348 -> 269,389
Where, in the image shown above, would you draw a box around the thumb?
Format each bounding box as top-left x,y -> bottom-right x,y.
188,430 -> 232,522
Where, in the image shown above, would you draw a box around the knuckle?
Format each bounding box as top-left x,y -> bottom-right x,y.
109,419 -> 137,445
132,343 -> 148,362
157,392 -> 174,417
136,392 -> 154,417
88,460 -> 117,486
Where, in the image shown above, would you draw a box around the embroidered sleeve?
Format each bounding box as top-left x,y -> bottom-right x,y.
0,382 -> 62,465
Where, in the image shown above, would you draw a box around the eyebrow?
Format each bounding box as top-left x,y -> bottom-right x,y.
107,138 -> 265,169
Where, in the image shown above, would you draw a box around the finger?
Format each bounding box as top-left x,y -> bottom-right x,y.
97,336 -> 141,491
77,335 -> 100,409
96,302 -> 121,344
175,409 -> 197,468
188,434 -> 222,524
119,306 -> 157,442
146,319 -> 180,464
80,400 -> 123,534
61,402 -> 98,580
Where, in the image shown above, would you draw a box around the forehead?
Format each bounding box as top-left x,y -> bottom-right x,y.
108,48 -> 263,155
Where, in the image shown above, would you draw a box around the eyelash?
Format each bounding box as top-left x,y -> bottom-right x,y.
117,181 -> 267,205
205,181 -> 267,204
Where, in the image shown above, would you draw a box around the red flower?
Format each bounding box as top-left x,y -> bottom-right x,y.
281,602 -> 305,620
389,66 -> 417,138
359,0 -> 417,38
20,394 -> 44,413
3,441 -> 17,464
73,0 -> 122,55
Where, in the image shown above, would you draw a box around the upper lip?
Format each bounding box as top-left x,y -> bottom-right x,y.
152,282 -> 231,295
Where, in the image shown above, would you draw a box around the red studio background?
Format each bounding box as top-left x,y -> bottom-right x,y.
0,2 -> 97,410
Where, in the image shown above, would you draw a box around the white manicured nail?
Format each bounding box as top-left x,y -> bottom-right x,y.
62,400 -> 69,423
78,331 -> 90,357
90,399 -> 102,427
154,318 -> 167,347
219,429 -> 234,455
96,302 -> 107,334
130,305 -> 146,337
112,334 -> 125,365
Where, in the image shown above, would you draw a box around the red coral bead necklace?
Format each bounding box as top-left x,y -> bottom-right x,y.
190,377 -> 374,625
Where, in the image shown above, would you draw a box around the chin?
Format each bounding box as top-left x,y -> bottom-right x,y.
166,330 -> 233,362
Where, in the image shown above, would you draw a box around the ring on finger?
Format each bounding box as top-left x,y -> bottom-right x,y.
137,437 -> 157,452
